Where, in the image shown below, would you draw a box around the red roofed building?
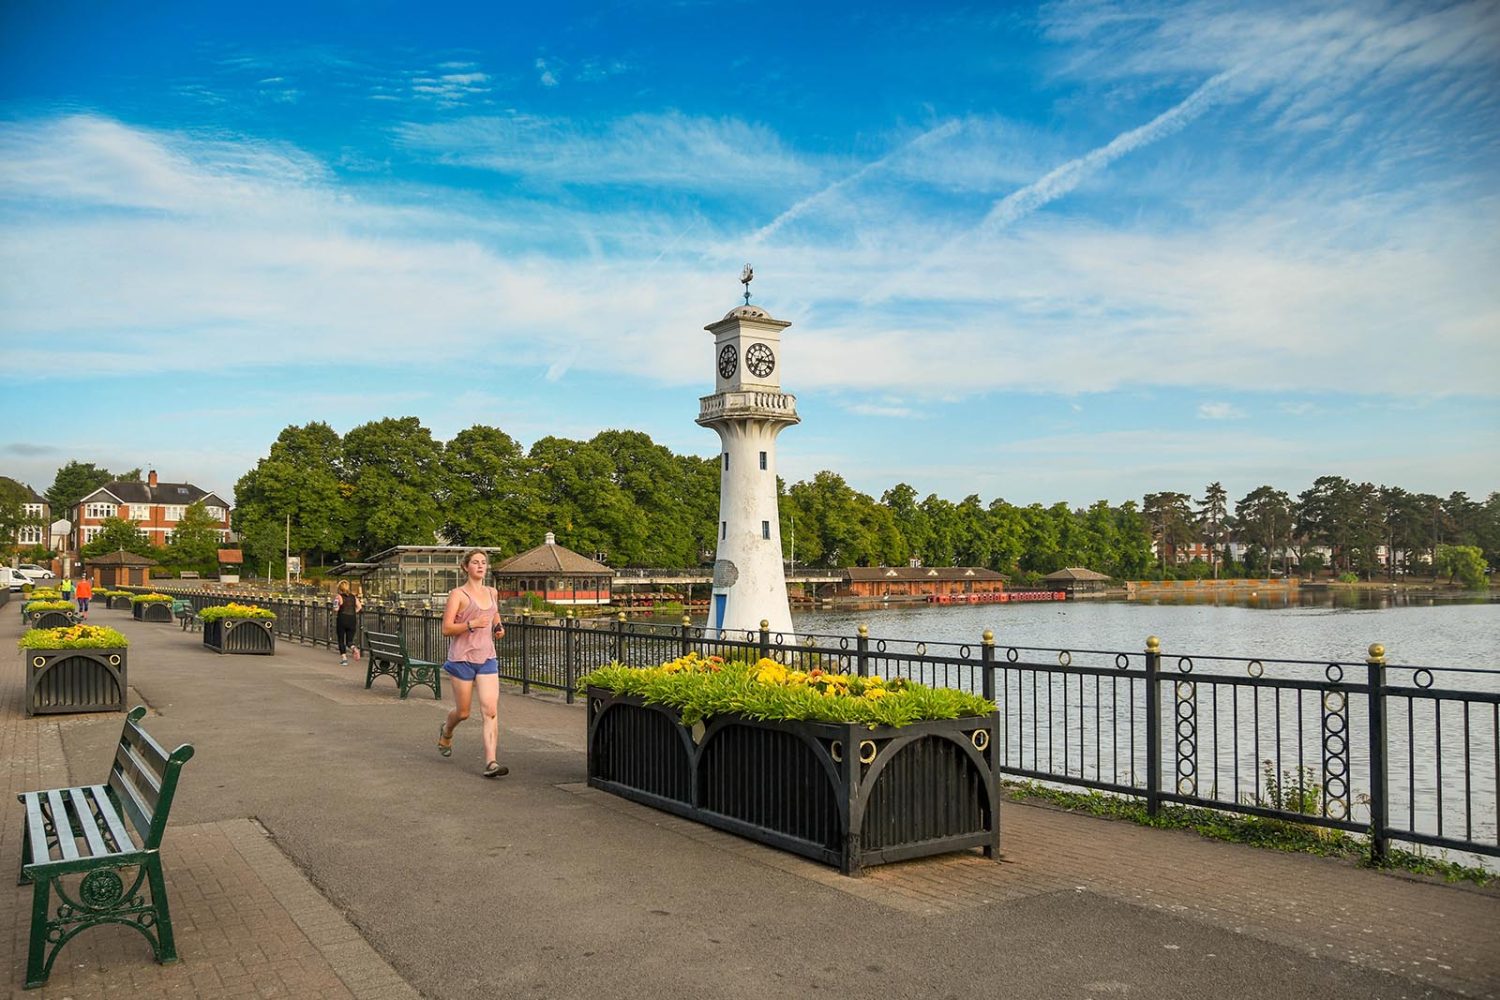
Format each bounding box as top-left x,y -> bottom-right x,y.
70,470 -> 231,554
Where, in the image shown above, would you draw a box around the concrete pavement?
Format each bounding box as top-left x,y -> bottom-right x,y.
2,601 -> 1497,999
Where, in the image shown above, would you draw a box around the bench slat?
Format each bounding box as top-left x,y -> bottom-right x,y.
89,783 -> 137,853
113,739 -> 165,814
22,792 -> 51,868
44,789 -> 80,862
121,719 -> 172,778
67,787 -> 110,857
107,765 -> 154,844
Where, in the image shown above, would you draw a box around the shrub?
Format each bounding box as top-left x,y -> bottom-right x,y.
580,652 -> 995,728
23,600 -> 74,614
130,593 -> 172,604
19,624 -> 129,649
197,603 -> 276,622
27,588 -> 63,600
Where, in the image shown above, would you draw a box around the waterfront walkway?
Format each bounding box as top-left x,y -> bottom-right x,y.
2,608 -> 1497,999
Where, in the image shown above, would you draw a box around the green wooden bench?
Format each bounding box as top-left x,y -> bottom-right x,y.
16,706 -> 195,989
172,599 -> 199,632
362,628 -> 442,700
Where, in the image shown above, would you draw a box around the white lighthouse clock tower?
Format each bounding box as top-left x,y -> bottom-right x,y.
697,265 -> 798,637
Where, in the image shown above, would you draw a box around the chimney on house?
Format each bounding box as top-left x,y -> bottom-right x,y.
148,470 -> 158,488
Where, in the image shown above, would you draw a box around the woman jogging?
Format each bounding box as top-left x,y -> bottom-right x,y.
334,581 -> 363,666
436,550 -> 508,778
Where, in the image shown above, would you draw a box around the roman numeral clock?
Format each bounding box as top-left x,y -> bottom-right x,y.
695,265 -> 798,638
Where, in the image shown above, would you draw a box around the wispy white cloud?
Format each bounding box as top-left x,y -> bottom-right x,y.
535,58 -> 558,88
977,71 -> 1231,234
394,111 -> 821,191
1197,401 -> 1245,420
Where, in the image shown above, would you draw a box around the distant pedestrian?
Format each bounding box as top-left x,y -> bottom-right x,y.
436,549 -> 507,778
75,576 -> 92,617
334,581 -> 363,666
59,576 -> 74,602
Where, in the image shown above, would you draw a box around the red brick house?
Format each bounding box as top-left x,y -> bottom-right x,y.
70,470 -> 231,554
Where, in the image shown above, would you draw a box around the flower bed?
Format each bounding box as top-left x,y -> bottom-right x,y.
131,593 -> 174,622
199,604 -> 276,655
18,625 -> 129,717
581,654 -> 1001,874
22,600 -> 78,630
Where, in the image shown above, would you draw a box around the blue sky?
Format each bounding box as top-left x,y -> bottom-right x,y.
3,0 -> 1497,513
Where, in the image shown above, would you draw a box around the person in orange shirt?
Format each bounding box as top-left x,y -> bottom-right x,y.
75,576 -> 93,617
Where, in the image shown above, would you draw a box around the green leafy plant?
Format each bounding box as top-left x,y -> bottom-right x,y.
1004,780 -> 1492,886
1255,761 -> 1322,816
19,624 -> 130,649
130,593 -> 172,604
197,603 -> 276,622
23,600 -> 74,614
26,588 -> 63,600
579,653 -> 995,727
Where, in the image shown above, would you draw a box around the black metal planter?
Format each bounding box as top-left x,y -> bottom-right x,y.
24,648 -> 127,717
202,618 -> 276,655
132,602 -> 173,623
108,594 -> 134,611
26,609 -> 78,630
586,688 -> 1001,875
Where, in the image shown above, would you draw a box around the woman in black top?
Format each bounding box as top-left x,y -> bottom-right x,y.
334,580 -> 363,666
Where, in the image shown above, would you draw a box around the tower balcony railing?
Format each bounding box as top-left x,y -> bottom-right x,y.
697,391 -> 799,422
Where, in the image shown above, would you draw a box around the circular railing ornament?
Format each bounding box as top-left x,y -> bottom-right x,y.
829,740 -> 843,763
1414,669 -> 1434,689
1115,653 -> 1130,670
1247,660 -> 1264,678
1006,647 -> 1019,663
1177,656 -> 1194,674
1325,663 -> 1343,683
858,740 -> 878,764
1058,650 -> 1072,667
108,654 -> 121,666
970,729 -> 990,751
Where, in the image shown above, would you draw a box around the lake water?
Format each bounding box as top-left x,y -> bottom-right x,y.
780,591 -> 1499,868
790,590 -> 1500,670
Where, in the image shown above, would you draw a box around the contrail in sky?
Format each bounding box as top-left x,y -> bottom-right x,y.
749,120 -> 963,245
977,71 -> 1233,234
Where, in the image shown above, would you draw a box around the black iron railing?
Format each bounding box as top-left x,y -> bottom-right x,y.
126,588 -> 1499,863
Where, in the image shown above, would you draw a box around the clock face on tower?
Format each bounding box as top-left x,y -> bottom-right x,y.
717,344 -> 738,380
745,343 -> 776,379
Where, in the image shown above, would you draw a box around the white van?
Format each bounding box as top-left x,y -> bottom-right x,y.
0,567 -> 24,591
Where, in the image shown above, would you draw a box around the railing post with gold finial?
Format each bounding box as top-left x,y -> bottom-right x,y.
856,625 -> 870,677
1145,635 -> 1162,817
1367,642 -> 1389,863
981,630 -> 996,702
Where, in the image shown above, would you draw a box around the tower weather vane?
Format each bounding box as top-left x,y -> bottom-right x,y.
740,263 -> 753,305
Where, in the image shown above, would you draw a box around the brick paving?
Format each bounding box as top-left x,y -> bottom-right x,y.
1,597 -> 1496,999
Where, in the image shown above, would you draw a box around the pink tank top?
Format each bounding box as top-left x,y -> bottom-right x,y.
447,589 -> 498,663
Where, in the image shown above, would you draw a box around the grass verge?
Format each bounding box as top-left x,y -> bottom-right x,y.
1004,780 -> 1494,887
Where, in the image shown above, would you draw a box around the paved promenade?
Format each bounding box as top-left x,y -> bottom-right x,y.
2,603 -> 1497,999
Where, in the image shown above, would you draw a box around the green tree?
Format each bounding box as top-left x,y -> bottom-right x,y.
441,425 -> 541,553
0,477 -> 39,555
80,515 -> 153,559
233,422 -> 349,570
343,417 -> 446,553
1237,486 -> 1294,577
45,461 -> 116,515
1435,544 -> 1489,589
881,483 -> 930,564
1198,482 -> 1229,579
1142,492 -> 1194,573
165,503 -> 223,575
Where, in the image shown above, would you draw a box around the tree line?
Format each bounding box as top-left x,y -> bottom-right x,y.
7,422 -> 1497,585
